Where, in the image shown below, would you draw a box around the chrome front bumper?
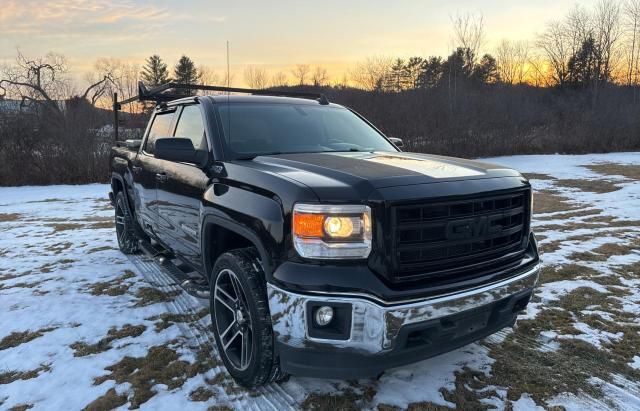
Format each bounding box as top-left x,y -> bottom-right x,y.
267,263 -> 540,355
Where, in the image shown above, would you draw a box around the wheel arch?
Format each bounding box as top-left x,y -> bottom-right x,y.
201,215 -> 273,282
111,173 -> 135,214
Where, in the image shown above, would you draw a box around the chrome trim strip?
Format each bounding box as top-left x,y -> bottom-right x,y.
275,262 -> 541,307
267,262 -> 540,353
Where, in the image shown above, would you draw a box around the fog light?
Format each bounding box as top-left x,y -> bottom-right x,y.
314,306 -> 334,326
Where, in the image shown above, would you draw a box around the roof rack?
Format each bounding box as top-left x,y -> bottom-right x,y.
112,81 -> 329,141
114,81 -> 329,110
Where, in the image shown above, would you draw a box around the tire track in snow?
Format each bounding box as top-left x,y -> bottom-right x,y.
129,255 -> 298,411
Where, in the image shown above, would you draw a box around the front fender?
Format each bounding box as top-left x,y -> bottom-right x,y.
200,183 -> 285,280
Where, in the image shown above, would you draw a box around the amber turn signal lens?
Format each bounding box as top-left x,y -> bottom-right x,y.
293,213 -> 324,237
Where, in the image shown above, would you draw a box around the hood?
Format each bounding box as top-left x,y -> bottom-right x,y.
237,151 -> 524,201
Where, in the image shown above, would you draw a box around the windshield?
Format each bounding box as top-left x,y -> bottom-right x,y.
216,103 -> 397,159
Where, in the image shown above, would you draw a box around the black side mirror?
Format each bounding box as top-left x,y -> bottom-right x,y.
388,137 -> 404,149
155,138 -> 208,166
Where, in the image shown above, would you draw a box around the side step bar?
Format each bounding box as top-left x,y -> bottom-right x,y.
138,240 -> 210,299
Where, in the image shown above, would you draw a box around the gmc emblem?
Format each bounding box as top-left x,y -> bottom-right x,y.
445,215 -> 503,240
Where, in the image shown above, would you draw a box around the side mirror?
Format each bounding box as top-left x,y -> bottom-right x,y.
388,137 -> 404,149
125,139 -> 142,150
155,138 -> 208,166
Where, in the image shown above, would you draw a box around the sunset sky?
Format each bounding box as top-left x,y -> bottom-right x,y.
1,0 -> 599,85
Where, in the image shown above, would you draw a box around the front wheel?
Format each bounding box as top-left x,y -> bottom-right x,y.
114,191 -> 138,254
210,247 -> 284,387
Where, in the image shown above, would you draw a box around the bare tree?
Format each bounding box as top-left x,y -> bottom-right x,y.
451,12 -> 485,67
291,64 -> 310,86
593,0 -> 622,84
625,0 -> 640,86
350,56 -> 393,91
537,20 -> 573,86
270,71 -> 289,87
243,65 -> 268,89
495,39 -> 530,84
311,66 -> 329,87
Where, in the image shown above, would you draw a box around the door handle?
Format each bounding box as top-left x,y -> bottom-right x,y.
132,166 -> 142,174
155,172 -> 168,183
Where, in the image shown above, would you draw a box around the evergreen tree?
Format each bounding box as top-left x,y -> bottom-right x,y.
472,54 -> 500,84
140,55 -> 170,87
174,55 -> 200,84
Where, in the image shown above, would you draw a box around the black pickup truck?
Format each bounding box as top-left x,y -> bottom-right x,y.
109,83 -> 540,387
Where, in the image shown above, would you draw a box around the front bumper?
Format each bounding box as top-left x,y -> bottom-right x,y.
267,262 -> 540,379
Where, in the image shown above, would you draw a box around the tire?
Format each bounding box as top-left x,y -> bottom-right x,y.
210,247 -> 285,387
114,191 -> 139,254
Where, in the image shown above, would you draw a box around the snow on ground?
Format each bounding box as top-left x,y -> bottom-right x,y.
1,152 -> 640,410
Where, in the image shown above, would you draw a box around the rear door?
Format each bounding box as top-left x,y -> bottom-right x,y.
155,103 -> 210,269
132,109 -> 177,238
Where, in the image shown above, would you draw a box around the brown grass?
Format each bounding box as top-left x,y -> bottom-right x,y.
9,404 -> 34,411
517,307 -> 580,337
94,344 -> 219,408
586,163 -> 640,180
71,324 -> 146,357
302,390 -> 361,411
0,364 -> 50,385
189,386 -> 216,402
134,287 -> 182,307
553,179 -> 620,194
82,388 -> 128,411
538,264 -> 598,284
523,173 -> 556,180
0,327 -> 57,350
0,213 -> 22,222
44,242 -> 73,255
569,241 -> 639,262
148,308 -> 209,331
533,190 -> 578,214
88,270 -> 136,296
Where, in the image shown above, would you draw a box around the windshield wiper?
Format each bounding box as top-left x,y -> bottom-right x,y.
235,151 -> 283,160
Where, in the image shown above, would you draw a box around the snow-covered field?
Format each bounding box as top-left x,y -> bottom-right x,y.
1,153 -> 640,411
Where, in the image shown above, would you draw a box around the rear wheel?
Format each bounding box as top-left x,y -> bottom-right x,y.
210,247 -> 285,387
114,191 -> 138,254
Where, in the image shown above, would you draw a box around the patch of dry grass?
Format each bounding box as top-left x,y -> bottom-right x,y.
86,246 -> 115,254
0,327 -> 57,350
94,344 -> 219,409
517,307 -> 580,337
538,264 -> 598,284
533,190 -> 578,214
553,179 -> 620,194
9,404 -> 34,411
88,270 -> 136,296
0,213 -> 22,222
44,242 -> 73,255
134,287 -> 182,307
568,241 -> 639,262
82,388 -> 128,411
189,386 -> 216,402
586,163 -> 640,180
148,308 -> 209,331
71,324 -> 146,357
523,173 -> 556,181
0,364 -> 50,385
301,390 -> 361,411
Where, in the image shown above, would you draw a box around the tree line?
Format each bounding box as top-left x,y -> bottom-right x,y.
0,1 -> 639,186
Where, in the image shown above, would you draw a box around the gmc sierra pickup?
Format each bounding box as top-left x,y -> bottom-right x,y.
109,83 -> 540,387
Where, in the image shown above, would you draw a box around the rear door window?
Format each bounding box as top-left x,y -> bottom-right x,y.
174,105 -> 207,150
144,111 -> 175,154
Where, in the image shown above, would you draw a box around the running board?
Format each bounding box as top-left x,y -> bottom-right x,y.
138,240 -> 210,299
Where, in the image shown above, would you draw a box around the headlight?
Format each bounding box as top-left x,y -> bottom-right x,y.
292,204 -> 372,259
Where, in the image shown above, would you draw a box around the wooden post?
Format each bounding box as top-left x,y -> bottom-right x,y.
113,92 -> 119,142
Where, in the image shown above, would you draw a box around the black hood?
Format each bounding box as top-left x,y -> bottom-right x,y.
236,151 -> 525,202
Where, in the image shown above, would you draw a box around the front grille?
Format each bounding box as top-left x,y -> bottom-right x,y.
391,189 -> 529,282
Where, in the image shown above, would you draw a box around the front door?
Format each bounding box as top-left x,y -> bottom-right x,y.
156,104 -> 210,270
132,109 -> 177,239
